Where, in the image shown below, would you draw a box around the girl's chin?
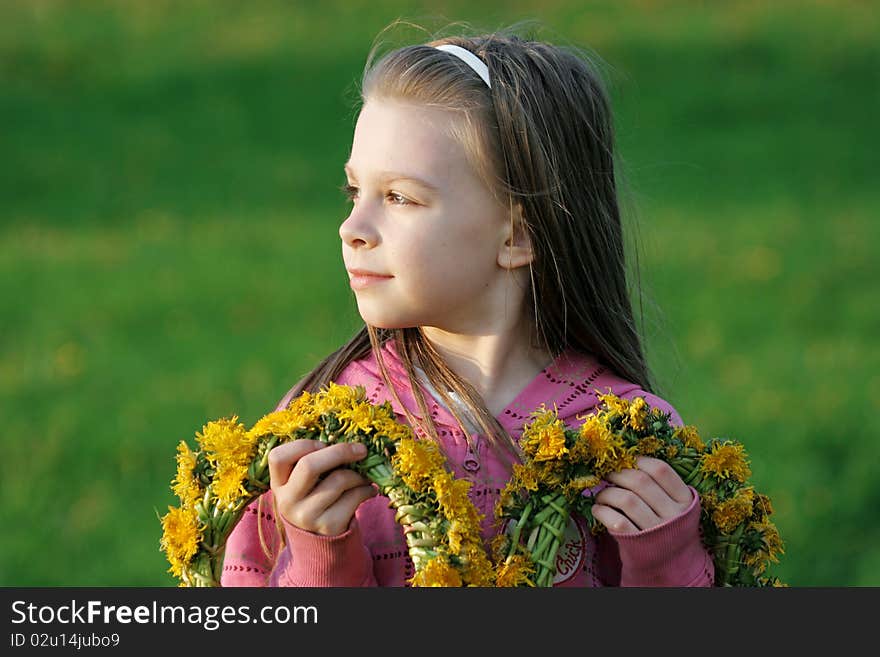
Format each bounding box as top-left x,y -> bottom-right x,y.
354,300 -> 427,330
361,319 -> 418,330
355,311 -> 419,331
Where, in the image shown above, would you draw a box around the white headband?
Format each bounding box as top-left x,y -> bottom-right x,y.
434,44 -> 491,89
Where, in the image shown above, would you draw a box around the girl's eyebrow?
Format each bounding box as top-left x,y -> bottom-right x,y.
343,162 -> 440,193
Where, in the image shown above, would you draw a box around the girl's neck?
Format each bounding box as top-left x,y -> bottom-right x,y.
420,324 -> 553,416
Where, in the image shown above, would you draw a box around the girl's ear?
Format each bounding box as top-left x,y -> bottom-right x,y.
497,203 -> 534,270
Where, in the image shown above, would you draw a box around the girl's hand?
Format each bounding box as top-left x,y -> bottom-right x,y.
592,456 -> 693,534
268,440 -> 378,536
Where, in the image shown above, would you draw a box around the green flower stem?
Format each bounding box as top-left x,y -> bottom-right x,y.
353,442 -> 447,570
523,492 -> 570,587
531,493 -> 565,523
715,523 -> 746,586
311,432 -> 445,566
184,493 -> 256,587
247,434 -> 279,489
185,552 -> 220,587
183,434 -> 281,587
526,524 -> 541,553
408,547 -> 439,570
505,501 -> 534,559
394,506 -> 427,524
671,458 -> 719,497
545,511 -> 569,564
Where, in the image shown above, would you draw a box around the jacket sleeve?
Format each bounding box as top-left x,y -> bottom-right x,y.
221,493 -> 282,586
593,487 -> 715,587
270,518 -> 378,587
221,490 -> 378,587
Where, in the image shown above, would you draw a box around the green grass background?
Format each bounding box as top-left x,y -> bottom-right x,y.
1,0 -> 877,586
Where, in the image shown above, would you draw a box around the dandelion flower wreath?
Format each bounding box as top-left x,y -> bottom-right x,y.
492,393 -> 786,587
160,383 -> 493,587
160,384 -> 785,587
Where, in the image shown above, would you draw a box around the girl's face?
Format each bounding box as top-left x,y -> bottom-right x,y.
340,98 -> 518,333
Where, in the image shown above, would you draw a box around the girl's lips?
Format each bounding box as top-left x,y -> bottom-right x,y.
347,270 -> 393,290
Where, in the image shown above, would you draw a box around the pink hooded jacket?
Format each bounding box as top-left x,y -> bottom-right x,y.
221,342 -> 715,587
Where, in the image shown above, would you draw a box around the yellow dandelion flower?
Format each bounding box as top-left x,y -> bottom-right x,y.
411,555 -> 462,587
511,463 -> 540,492
628,397 -> 650,432
160,505 -> 202,578
577,416 -> 626,472
535,461 -> 566,487
700,441 -> 752,483
196,417 -> 258,508
249,408 -> 313,439
664,443 -> 680,459
700,490 -> 719,513
372,415 -> 412,442
521,406 -> 569,461
712,487 -> 755,533
286,392 -> 322,428
526,405 -> 558,426
743,549 -> 771,574
528,424 -> 569,462
336,402 -> 376,434
172,441 -> 202,509
673,425 -> 705,452
751,520 -> 785,562
636,435 -> 663,456
392,438 -> 446,493
197,417 -> 256,465
743,551 -> 762,571
490,533 -> 510,560
606,446 -> 639,474
446,519 -> 467,554
751,492 -> 775,521
460,543 -> 496,587
213,461 -> 251,507
568,429 -> 592,464
597,390 -> 630,416
495,555 -> 536,587
434,473 -> 480,534
314,382 -> 362,415
496,483 -> 518,518
567,474 -> 601,496
287,390 -> 313,409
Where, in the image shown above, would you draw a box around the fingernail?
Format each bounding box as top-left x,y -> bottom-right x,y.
352,443 -> 367,456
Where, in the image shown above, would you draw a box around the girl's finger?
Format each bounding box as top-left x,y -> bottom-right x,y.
591,503 -> 639,534
604,467 -> 684,519
634,457 -> 693,505
314,485 -> 379,535
305,467 -> 374,511
594,485 -> 660,531
267,440 -> 326,490
284,442 -> 369,501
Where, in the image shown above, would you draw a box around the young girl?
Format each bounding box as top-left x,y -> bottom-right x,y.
222,28 -> 714,587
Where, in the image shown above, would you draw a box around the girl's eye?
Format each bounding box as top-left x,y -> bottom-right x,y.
386,191 -> 410,206
339,184 -> 412,207
341,183 -> 359,201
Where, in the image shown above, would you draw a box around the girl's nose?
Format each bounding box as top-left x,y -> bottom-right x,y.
339,206 -> 379,249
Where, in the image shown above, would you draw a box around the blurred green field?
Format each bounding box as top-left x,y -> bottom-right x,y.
1,0 -> 877,586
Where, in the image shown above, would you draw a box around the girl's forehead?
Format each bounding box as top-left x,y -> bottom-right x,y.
348,99 -> 465,178
359,96 -> 455,129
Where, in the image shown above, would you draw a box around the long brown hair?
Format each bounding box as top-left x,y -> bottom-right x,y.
289,21 -> 659,460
